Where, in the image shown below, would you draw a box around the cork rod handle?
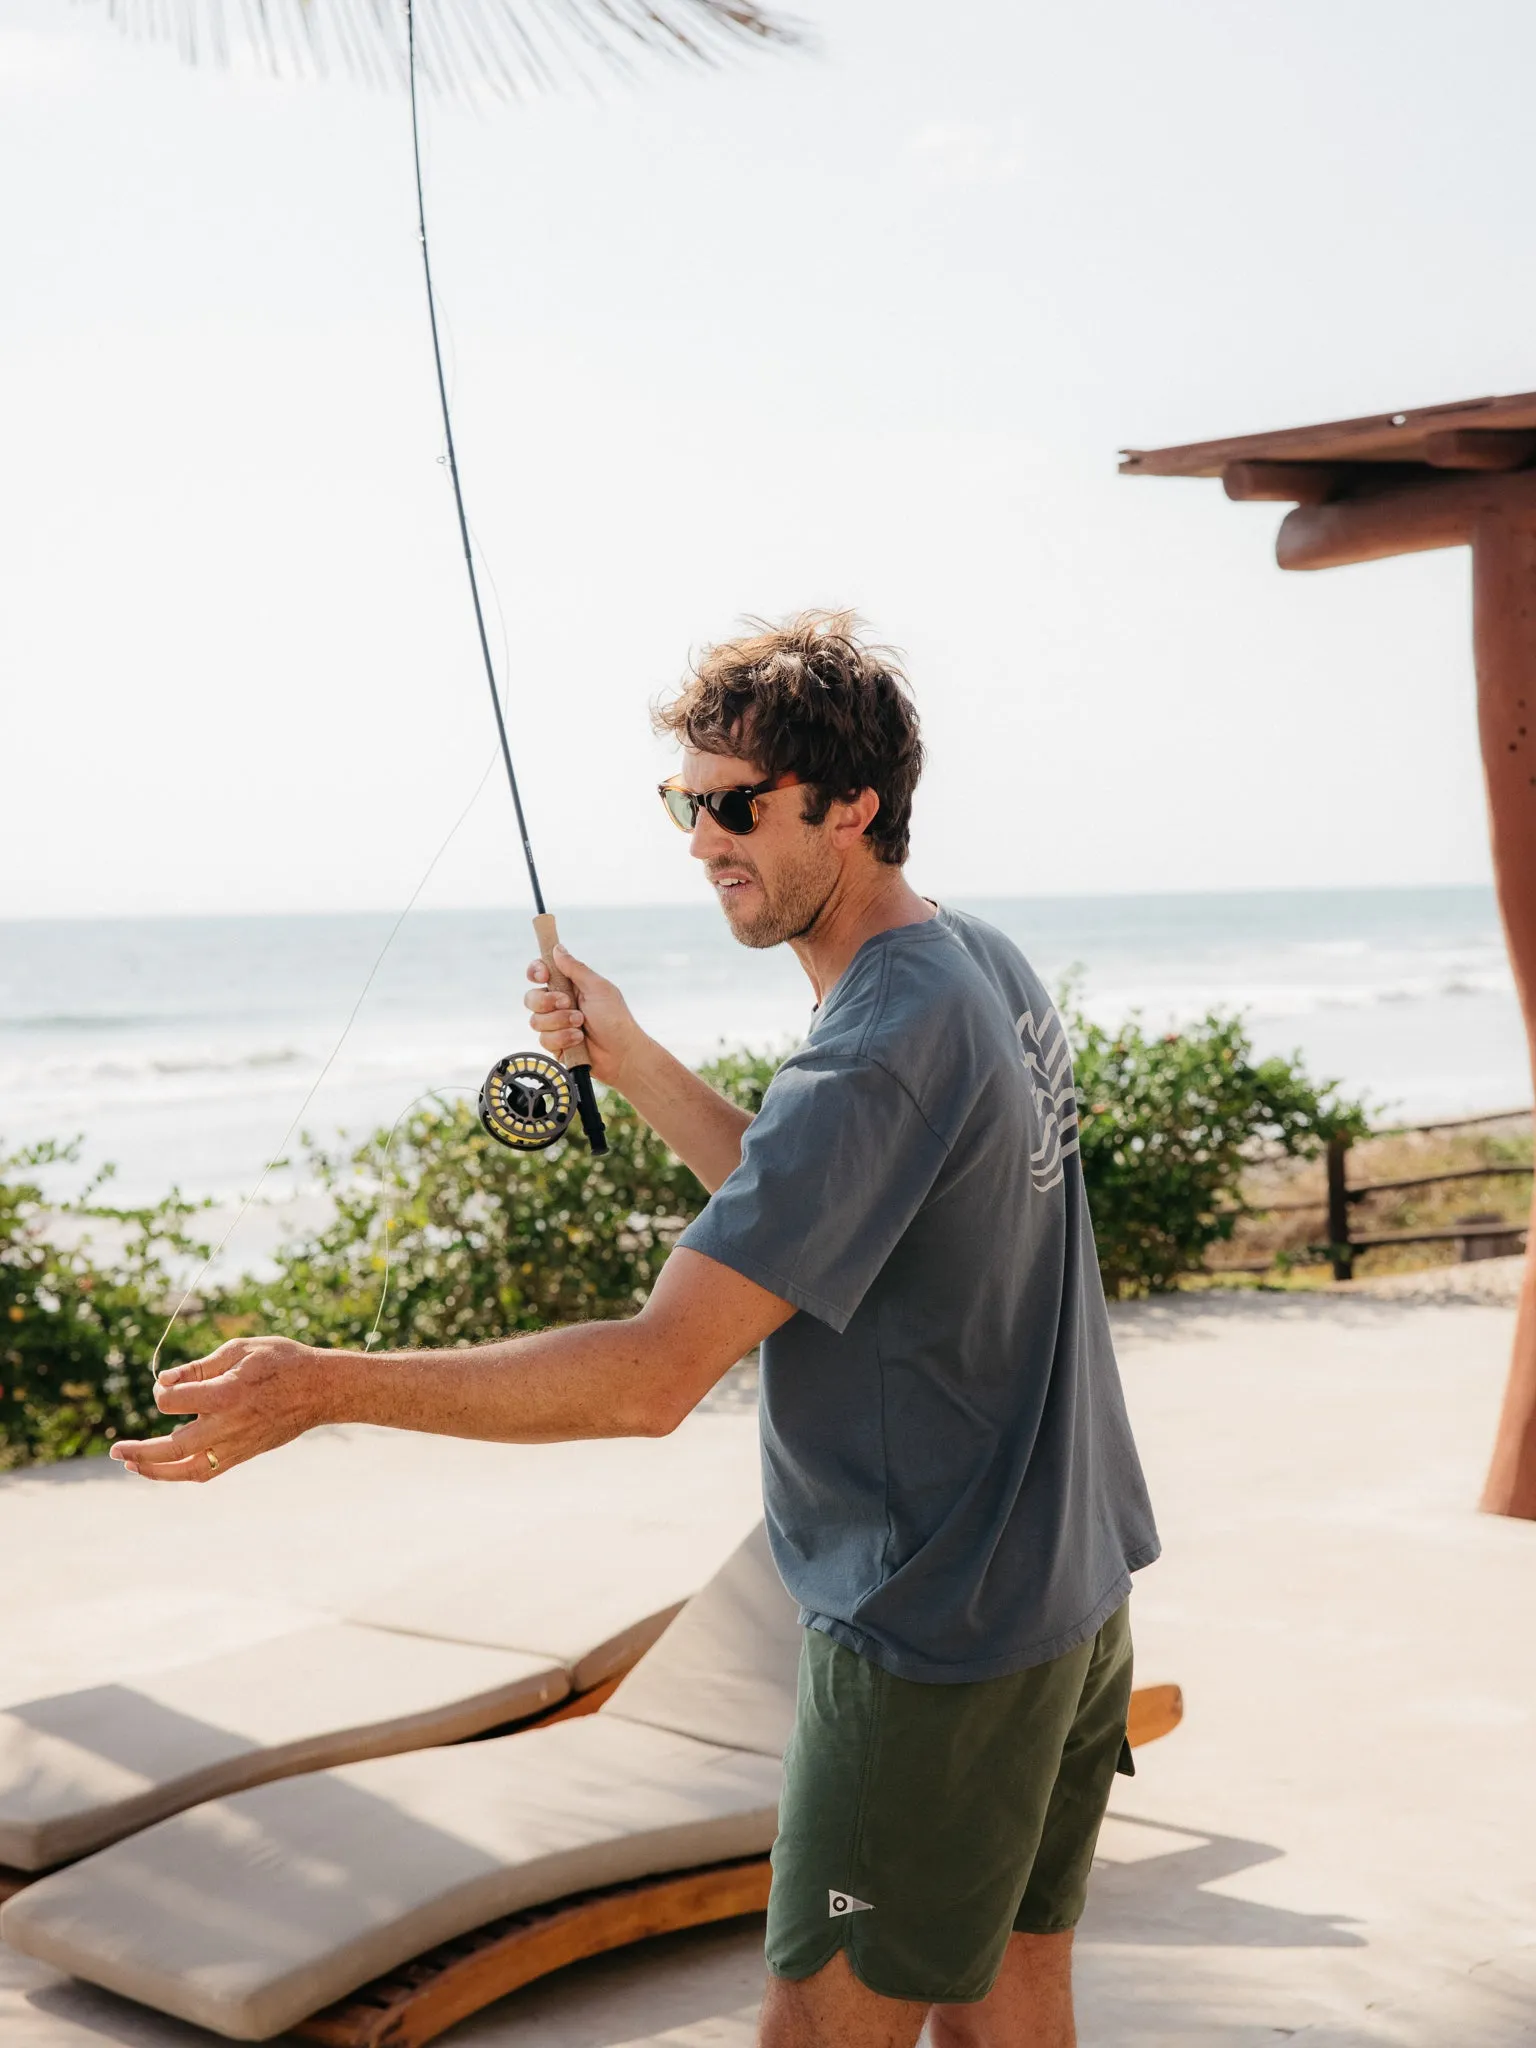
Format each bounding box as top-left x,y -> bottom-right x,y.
532,911 -> 590,1069
531,910 -> 607,1155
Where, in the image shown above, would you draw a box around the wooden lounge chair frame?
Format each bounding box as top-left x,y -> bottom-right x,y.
298,1858 -> 774,2048
297,1682 -> 1184,2048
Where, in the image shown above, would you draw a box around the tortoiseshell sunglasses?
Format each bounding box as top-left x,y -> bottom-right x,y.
658,773 -> 802,836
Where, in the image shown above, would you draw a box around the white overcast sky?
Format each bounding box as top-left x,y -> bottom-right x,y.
3,0 -> 1532,919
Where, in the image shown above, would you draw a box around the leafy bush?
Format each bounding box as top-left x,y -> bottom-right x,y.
0,1144 -> 214,1469
1070,1007 -> 1368,1297
220,1050 -> 783,1352
4,1021 -> 1365,1467
233,1019 -> 1360,1338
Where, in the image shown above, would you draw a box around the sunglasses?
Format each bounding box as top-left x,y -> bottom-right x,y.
658,773 -> 802,837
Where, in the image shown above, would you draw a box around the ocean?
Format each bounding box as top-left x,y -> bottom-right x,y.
1,889 -> 1528,1234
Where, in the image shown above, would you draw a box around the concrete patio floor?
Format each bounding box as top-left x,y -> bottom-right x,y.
4,1288 -> 1534,2046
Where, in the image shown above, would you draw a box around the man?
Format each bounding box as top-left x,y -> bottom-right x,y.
114,611 -> 1159,2048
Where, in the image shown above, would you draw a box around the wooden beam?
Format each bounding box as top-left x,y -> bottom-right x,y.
1425,429 -> 1536,472
1275,471 -> 1536,572
1345,1163 -> 1533,1199
1348,1220 -> 1529,1250
1119,389 -> 1536,480
1277,491 -> 1475,570
1421,428 -> 1536,473
1222,461 -> 1340,505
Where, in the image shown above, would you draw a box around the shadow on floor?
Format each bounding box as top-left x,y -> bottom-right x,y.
1082,1813 -> 1364,1949
8,1949 -> 215,2048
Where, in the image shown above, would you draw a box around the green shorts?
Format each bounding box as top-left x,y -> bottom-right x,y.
765,1601 -> 1134,2006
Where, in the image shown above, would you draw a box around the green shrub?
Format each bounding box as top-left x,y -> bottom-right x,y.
1069,1007 -> 1369,1297
230,1021 -> 1360,1340
4,1021 -> 1366,1466
0,1144 -> 215,1469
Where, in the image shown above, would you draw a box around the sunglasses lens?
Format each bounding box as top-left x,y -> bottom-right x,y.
661,787 -> 697,831
708,790 -> 758,835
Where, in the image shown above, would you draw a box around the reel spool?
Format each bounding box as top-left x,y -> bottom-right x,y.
478,1052 -> 577,1152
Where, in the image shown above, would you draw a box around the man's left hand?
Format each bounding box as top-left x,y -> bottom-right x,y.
110,1336 -> 324,1482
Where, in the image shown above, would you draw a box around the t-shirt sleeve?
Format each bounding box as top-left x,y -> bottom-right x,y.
676,1052 -> 950,1335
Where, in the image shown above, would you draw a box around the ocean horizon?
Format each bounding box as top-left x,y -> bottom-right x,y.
2,885 -> 1527,1217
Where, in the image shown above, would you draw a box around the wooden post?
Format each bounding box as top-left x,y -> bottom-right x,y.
1472,514 -> 1536,1519
1326,1134 -> 1354,1282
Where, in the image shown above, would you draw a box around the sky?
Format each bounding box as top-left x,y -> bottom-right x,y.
3,0 -> 1534,920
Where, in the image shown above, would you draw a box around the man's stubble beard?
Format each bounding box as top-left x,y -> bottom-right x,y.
711,843 -> 839,950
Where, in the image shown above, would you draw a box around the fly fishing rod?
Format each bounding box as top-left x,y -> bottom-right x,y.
406,0 -> 606,1156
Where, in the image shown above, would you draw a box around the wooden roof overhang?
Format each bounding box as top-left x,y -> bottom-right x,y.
1117,386 -> 1536,1523
1120,388 -> 1536,571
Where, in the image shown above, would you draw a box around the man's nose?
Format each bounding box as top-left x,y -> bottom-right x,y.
689,809 -> 735,862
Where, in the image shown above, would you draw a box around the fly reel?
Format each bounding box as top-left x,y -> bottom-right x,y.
478,1052 -> 577,1151
477,916 -> 608,1156
478,1047 -> 609,1156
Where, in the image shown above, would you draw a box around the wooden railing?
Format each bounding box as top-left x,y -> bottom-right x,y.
1236,1107 -> 1533,1281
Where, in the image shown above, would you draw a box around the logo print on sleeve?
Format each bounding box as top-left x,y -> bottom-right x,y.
1017,1006 -> 1080,1194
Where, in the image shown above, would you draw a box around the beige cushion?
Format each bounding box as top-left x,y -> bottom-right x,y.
603,1521 -> 802,1758
0,1541 -> 709,1872
0,1625 -> 563,1871
348,1548 -> 694,1693
1,1716 -> 781,2041
0,1521 -> 805,2039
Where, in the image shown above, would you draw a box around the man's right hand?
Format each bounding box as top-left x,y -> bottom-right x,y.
524,944 -> 646,1091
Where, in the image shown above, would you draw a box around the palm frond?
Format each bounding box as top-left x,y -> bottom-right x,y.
88,0 -> 803,98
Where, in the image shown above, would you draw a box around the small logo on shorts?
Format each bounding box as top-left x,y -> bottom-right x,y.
828,1890 -> 874,1918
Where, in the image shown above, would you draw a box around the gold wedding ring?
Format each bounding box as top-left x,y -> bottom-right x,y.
205,1450 -> 219,1473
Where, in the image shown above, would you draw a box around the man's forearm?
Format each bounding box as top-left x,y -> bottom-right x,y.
120,1246 -> 791,1484
614,1036 -> 753,1191
316,1318 -> 687,1444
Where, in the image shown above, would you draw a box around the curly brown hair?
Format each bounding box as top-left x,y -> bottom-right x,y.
653,610 -> 924,866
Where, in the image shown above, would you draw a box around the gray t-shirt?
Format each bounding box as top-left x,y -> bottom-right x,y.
677,905 -> 1159,1683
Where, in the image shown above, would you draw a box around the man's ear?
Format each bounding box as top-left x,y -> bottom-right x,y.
833,788 -> 881,847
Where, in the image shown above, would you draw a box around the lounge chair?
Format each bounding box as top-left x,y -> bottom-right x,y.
0,1538 -> 704,1883
1,1527 -> 1182,2044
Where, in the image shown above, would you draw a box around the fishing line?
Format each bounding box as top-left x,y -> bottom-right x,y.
362,1083 -> 464,1349
148,752 -> 501,1370
407,0 -> 608,1158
